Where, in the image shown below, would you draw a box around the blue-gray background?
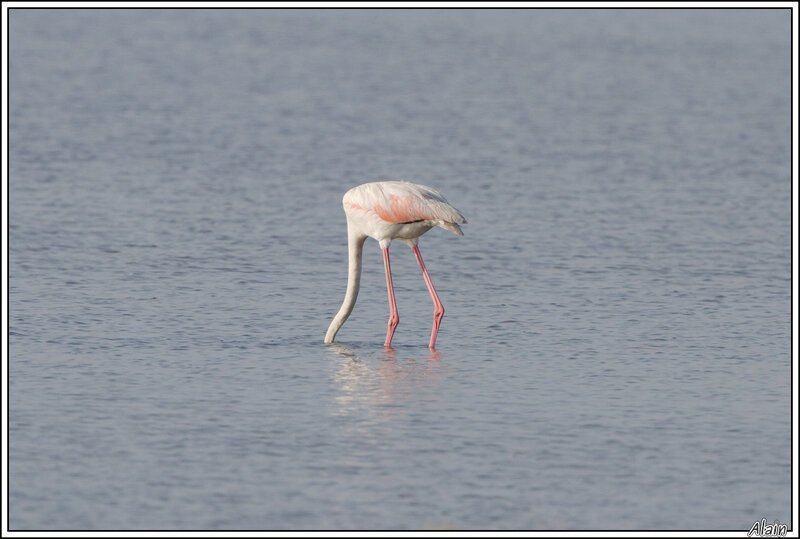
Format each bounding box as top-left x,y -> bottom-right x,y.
9,8 -> 791,530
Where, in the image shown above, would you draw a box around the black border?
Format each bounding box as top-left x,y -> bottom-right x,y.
3,2 -> 796,535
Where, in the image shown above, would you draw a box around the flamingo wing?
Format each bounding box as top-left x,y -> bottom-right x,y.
347,181 -> 466,229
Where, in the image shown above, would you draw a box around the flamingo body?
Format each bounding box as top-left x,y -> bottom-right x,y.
342,181 -> 465,247
325,181 -> 466,349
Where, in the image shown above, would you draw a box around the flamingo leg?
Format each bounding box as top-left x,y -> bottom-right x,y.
412,245 -> 445,350
382,247 -> 399,347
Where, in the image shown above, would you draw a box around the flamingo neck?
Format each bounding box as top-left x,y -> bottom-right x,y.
324,225 -> 366,344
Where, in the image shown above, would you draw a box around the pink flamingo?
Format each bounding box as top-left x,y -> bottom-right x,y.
324,181 -> 467,349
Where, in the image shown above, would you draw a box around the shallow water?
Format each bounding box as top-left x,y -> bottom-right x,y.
9,8 -> 791,530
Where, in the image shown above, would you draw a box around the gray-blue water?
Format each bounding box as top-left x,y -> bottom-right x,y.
9,8 -> 791,530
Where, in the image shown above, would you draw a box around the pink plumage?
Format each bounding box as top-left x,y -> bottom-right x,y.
345,181 -> 465,229
325,181 -> 467,349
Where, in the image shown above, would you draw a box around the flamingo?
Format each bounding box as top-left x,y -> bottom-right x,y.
324,181 -> 467,350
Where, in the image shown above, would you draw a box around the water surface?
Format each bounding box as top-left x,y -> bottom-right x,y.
9,8 -> 791,530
